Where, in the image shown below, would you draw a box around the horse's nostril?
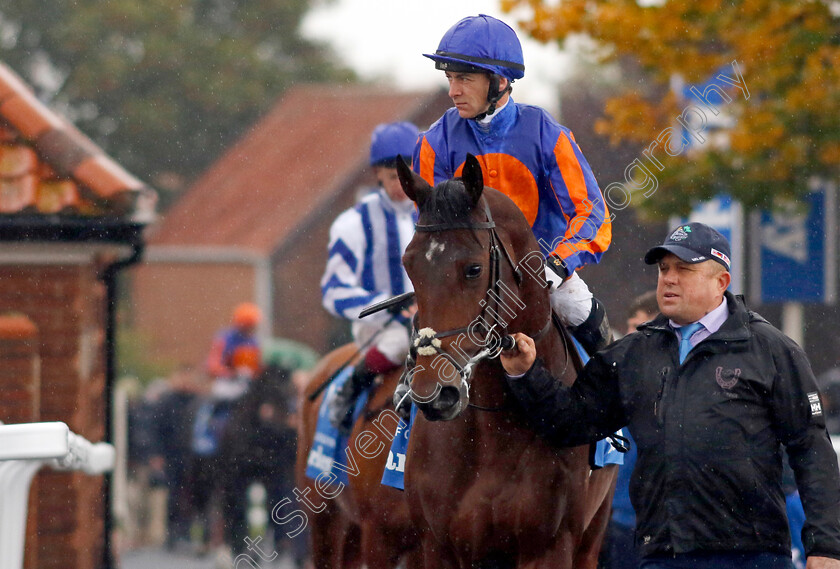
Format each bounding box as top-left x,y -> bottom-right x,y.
437,386 -> 460,410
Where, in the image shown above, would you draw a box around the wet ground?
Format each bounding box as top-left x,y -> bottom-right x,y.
119,546 -> 298,569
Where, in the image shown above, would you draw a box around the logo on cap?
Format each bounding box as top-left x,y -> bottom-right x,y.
711,248 -> 730,269
669,226 -> 691,242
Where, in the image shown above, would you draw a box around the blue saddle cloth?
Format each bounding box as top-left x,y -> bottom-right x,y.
191,399 -> 233,457
380,336 -> 623,490
305,366 -> 371,485
380,404 -> 416,490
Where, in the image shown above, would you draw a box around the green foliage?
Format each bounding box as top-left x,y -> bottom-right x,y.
116,324 -> 177,386
0,0 -> 353,202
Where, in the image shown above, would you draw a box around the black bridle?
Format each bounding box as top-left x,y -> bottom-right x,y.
406,198 -> 551,409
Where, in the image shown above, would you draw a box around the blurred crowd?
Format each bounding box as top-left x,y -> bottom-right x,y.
117,303 -> 313,568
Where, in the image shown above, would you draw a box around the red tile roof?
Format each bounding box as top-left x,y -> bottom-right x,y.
0,62 -> 156,221
150,84 -> 445,253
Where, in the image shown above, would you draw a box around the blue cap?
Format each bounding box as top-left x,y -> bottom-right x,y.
424,15 -> 525,81
644,222 -> 731,270
369,122 -> 419,167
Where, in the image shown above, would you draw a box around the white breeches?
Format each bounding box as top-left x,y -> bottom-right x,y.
352,320 -> 411,364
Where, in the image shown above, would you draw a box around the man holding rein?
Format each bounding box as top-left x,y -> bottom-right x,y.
501,222 -> 840,569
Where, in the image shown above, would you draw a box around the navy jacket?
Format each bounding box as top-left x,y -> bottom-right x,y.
507,292 -> 840,560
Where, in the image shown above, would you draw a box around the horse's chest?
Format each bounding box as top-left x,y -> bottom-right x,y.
413,457 -> 574,549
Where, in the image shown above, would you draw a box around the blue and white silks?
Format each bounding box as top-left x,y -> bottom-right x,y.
321,190 -> 417,327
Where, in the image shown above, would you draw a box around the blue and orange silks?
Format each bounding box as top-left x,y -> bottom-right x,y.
413,100 -> 611,275
206,327 -> 261,379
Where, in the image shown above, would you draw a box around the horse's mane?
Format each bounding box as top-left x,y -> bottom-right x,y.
419,178 -> 477,225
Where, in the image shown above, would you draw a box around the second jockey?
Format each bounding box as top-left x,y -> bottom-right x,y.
321,121 -> 419,433
192,302 -> 263,458
205,302 -> 263,398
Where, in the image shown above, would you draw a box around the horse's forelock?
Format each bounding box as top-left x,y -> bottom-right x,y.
418,179 -> 477,225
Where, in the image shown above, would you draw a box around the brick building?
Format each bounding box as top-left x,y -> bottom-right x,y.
0,62 -> 155,569
131,85 -> 451,367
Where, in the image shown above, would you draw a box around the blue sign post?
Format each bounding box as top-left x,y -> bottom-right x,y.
754,184 -> 836,304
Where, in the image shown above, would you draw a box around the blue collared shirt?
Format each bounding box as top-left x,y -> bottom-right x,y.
669,296 -> 729,350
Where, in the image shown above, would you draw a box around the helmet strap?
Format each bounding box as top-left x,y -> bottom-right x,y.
473,74 -> 512,121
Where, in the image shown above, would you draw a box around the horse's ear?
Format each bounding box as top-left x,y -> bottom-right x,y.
462,154 -> 484,208
396,154 -> 431,204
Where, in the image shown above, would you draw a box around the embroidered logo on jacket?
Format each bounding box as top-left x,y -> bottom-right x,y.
808,392 -> 823,416
715,366 -> 741,389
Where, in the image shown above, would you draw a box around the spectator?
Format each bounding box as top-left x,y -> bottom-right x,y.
151,364 -> 202,551
126,378 -> 169,548
599,291 -> 658,569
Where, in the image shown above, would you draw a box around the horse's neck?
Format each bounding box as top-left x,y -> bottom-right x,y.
537,321 -> 576,387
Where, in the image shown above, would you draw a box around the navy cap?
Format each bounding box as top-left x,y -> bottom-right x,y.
644,222 -> 731,270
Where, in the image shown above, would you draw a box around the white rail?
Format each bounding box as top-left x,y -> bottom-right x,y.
0,422 -> 115,569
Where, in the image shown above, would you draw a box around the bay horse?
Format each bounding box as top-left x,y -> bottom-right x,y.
396,154 -> 618,569
295,345 -> 424,569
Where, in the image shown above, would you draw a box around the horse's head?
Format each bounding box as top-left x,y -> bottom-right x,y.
397,154 -> 551,421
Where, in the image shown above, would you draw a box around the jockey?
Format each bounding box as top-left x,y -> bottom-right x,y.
192,302 -> 263,459
415,14 -> 612,353
205,302 -> 263,400
321,121 -> 420,433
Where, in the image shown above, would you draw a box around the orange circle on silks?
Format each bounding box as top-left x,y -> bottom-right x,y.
454,154 -> 539,226
231,346 -> 261,374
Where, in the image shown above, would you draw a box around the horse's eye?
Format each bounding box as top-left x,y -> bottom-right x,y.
464,264 -> 483,280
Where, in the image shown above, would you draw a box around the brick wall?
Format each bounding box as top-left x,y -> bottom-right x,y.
0,313 -> 40,569
132,260 -> 257,368
0,264 -> 106,569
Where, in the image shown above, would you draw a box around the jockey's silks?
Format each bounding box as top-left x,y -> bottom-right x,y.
206,327 -> 261,378
414,99 -> 611,274
321,190 -> 417,325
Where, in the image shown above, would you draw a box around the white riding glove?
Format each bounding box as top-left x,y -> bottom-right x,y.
549,271 -> 594,328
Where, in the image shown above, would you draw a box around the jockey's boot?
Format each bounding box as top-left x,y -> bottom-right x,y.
329,360 -> 378,435
569,297 -> 613,355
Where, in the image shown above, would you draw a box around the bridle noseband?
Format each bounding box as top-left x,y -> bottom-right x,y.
405,198 -> 551,411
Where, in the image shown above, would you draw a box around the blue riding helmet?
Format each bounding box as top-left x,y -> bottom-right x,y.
369,122 -> 420,168
423,14 -> 525,81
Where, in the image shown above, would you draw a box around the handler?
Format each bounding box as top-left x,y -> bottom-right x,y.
501,222 -> 840,569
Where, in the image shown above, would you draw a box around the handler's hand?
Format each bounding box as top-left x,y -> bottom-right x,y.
808,556 -> 840,569
500,333 -> 537,376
